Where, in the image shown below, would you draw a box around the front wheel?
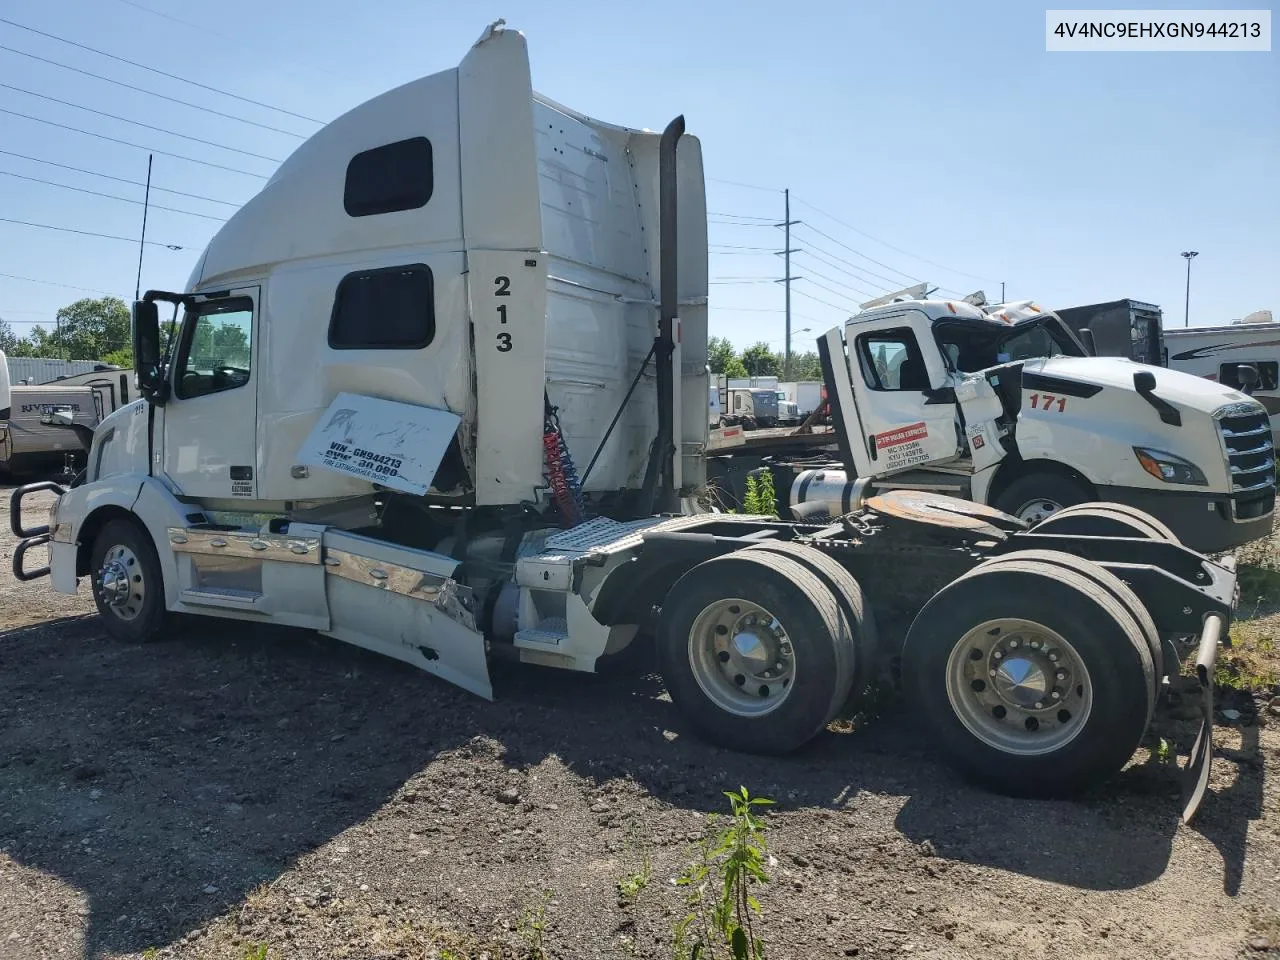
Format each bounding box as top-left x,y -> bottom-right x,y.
90,518 -> 168,643
658,551 -> 849,754
992,472 -> 1091,525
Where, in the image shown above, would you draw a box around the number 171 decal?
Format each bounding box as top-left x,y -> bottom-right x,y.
1029,393 -> 1066,413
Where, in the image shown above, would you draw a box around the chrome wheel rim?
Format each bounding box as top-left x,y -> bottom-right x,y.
97,544 -> 145,621
688,598 -> 796,717
1015,498 -> 1063,524
945,618 -> 1092,757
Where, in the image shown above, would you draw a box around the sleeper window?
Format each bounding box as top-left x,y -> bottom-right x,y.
344,137 -> 433,217
329,264 -> 435,350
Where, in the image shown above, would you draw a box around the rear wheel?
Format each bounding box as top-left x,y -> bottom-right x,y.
1030,502 -> 1179,542
744,540 -> 878,718
902,556 -> 1154,797
89,518 -> 167,643
658,551 -> 847,754
993,472 -> 1091,525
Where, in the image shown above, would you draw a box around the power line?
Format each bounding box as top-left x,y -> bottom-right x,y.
0,83 -> 285,163
0,272 -> 119,296
794,245 -> 898,293
109,0 -> 340,85
791,286 -> 852,313
0,217 -> 186,249
0,44 -> 308,138
709,279 -> 777,285
792,195 -> 996,285
707,211 -> 777,222
708,218 -> 776,228
794,222 -> 922,286
792,262 -> 878,300
795,277 -> 858,310
710,244 -> 775,252
0,169 -> 227,221
0,107 -> 269,178
707,176 -> 779,193
0,149 -> 242,206
792,229 -> 918,290
0,15 -> 325,124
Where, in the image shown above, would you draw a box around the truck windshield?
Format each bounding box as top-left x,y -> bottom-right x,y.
935,316 -> 1085,373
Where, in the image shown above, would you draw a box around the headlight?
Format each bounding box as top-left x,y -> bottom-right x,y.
1133,447 -> 1208,485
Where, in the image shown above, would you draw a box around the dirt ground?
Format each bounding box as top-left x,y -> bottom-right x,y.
3,482 -> 1280,960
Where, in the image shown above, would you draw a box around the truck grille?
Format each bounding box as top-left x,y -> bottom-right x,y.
1216,403 -> 1276,495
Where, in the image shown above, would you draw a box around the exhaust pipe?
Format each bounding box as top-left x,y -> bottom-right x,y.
639,114 -> 684,515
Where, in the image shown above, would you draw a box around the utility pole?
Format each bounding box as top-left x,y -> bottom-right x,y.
1001,281 -> 1005,303
776,188 -> 801,380
1181,250 -> 1198,327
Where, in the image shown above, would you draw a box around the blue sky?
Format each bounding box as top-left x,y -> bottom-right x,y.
0,0 -> 1275,355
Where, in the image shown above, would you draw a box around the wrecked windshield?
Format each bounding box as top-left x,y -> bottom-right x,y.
935,316 -> 1085,373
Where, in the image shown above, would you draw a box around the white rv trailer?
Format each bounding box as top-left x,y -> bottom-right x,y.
1167,319 -> 1280,445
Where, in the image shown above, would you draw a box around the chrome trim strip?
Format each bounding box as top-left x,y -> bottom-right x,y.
323,548 -> 446,599
166,528 -> 322,564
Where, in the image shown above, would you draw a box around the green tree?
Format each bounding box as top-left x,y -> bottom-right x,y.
0,317 -> 21,354
12,297 -> 131,361
707,336 -> 737,374
790,350 -> 823,380
740,342 -> 781,377
722,355 -> 749,379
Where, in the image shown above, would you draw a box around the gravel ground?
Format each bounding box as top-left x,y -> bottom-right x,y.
3,482 -> 1280,960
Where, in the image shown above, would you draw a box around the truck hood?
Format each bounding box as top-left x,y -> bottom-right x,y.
1023,356 -> 1258,416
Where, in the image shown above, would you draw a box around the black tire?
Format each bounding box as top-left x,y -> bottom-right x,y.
89,518 -> 168,643
658,551 -> 846,754
1030,502 -> 1180,542
901,557 -> 1154,798
992,472 -> 1092,525
743,541 -> 879,719
974,549 -> 1162,718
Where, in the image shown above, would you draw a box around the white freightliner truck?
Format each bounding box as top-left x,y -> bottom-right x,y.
788,296 -> 1275,553
9,23 -> 1245,817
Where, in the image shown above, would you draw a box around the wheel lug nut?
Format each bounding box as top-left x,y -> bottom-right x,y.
1030,640 -> 1040,649
993,651 -> 1003,659
989,669 -> 997,677
1051,691 -> 1061,700
1009,640 -> 1019,649
1033,701 -> 1044,709
1056,671 -> 1065,681
1048,652 -> 1059,662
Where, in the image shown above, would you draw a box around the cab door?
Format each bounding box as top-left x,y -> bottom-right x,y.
161,288 -> 259,500
842,312 -> 961,476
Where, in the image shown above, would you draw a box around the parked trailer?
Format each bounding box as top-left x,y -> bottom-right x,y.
11,22 -> 1234,820
1056,299 -> 1166,366
1167,320 -> 1280,445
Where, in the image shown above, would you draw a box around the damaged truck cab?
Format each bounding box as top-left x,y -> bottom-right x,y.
9,22 -> 1243,820
807,297 -> 1275,552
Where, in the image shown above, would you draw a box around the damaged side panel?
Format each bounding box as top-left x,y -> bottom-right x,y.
320,529 -> 492,699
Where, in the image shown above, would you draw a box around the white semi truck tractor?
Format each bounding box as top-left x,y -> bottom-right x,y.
10,22 -> 1239,820
788,296 -> 1274,553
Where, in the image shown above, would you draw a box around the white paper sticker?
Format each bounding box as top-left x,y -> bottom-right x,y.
297,392 -> 462,496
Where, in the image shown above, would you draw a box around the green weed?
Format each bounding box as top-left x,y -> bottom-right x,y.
674,786 -> 774,960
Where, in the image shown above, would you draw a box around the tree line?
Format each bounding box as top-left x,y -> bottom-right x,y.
0,296 -> 135,369
707,336 -> 823,381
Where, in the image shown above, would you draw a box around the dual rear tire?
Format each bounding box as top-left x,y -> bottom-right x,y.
660,538 -> 1159,799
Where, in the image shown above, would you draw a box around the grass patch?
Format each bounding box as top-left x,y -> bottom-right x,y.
1218,620 -> 1280,693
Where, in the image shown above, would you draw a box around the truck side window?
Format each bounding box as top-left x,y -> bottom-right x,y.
344,137 -> 433,217
173,299 -> 253,400
1220,361 -> 1278,391
857,329 -> 930,391
329,264 -> 436,350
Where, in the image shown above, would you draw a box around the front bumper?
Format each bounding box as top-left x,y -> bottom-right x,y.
1094,483 -> 1274,553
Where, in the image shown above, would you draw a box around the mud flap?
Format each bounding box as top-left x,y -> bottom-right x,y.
1181,612 -> 1224,825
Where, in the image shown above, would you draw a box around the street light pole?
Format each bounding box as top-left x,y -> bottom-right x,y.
1181,250 -> 1199,327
